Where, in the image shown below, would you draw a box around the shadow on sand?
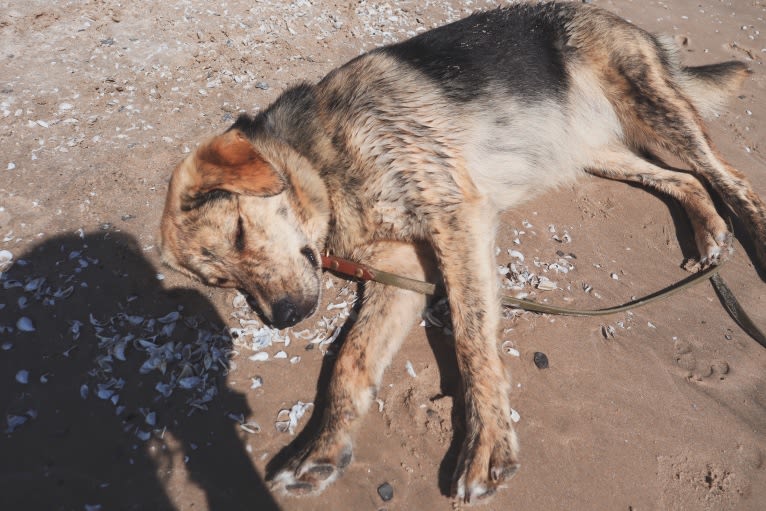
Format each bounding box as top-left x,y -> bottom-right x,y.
0,231 -> 279,511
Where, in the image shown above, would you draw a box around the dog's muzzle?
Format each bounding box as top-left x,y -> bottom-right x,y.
245,293 -> 315,329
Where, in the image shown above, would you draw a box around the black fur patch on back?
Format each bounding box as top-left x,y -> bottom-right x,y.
381,4 -> 571,102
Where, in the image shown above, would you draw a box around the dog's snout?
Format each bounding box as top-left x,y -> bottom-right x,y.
272,298 -> 300,329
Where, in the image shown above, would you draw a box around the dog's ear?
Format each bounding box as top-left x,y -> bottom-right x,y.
194,130 -> 285,197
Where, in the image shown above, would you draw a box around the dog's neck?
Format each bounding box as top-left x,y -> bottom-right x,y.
245,85 -> 377,258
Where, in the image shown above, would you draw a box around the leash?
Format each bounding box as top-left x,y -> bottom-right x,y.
321,254 -> 766,348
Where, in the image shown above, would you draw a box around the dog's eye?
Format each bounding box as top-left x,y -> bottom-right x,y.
235,217 -> 245,251
301,246 -> 319,269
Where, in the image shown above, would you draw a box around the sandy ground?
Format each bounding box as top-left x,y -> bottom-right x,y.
1,0 -> 765,510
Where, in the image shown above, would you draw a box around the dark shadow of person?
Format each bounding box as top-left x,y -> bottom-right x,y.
0,231 -> 280,511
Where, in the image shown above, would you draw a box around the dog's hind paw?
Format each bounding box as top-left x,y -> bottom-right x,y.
691,215 -> 732,269
269,435 -> 353,496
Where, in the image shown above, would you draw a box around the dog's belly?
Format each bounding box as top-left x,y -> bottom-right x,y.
464,71 -> 622,212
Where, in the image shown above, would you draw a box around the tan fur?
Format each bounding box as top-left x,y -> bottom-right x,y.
160,2 -> 765,504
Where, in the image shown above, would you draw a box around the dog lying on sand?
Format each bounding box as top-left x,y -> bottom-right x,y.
160,1 -> 766,503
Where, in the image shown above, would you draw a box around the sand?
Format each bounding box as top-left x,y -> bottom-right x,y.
1,1 -> 764,510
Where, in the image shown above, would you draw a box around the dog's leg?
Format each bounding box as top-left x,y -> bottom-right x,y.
426,200 -> 520,504
610,64 -> 766,267
270,242 -> 432,495
585,147 -> 730,266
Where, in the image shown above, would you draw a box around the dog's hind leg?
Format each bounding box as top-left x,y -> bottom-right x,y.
269,241 -> 433,495
585,147 -> 731,266
605,56 -> 766,267
426,199 -> 520,504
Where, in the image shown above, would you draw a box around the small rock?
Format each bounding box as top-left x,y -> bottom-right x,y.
377,482 -> 394,502
533,351 -> 549,369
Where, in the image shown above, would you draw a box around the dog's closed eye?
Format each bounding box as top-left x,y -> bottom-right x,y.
301,246 -> 319,269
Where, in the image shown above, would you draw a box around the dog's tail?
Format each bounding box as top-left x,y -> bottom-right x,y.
657,36 -> 750,118
678,61 -> 750,118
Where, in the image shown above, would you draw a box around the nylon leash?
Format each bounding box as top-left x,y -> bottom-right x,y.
321,254 -> 766,347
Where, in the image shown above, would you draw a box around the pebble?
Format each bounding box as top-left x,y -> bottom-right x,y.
377,482 -> 394,502
533,351 -> 549,369
16,370 -> 30,384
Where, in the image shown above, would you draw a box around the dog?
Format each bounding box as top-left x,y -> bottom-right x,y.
159,1 -> 766,503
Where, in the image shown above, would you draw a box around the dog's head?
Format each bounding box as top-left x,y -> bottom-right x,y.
160,129 -> 326,328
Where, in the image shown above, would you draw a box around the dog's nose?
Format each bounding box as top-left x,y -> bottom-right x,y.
272,298 -> 299,329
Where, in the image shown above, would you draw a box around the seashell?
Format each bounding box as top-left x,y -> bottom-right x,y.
126,315 -> 144,326
508,249 -> 525,262
17,296 -> 29,309
178,376 -> 202,389
17,316 -> 35,332
610,273 -> 619,280
137,339 -> 158,350
53,285 -> 74,299
6,414 -> 28,433
89,313 -> 107,327
275,402 -> 313,435
1,341 -> 13,351
80,384 -> 89,399
501,341 -> 520,357
601,325 -> 616,339
3,280 -> 22,289
249,352 -> 269,362
250,376 -> 263,389
232,293 -> 248,309
112,340 -> 128,361
15,370 -> 30,384
536,277 -> 557,291
510,408 -> 521,423
24,277 -> 45,292
97,387 -> 114,400
405,361 -> 417,378
160,322 -> 176,337
135,430 -> 151,441
290,356 -> 301,364
240,421 -> 261,434
157,311 -> 180,324
145,411 -> 157,427
274,350 -> 287,359
155,382 -> 173,397
0,249 -> 13,271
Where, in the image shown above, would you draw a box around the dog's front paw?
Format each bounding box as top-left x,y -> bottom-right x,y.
269,434 -> 353,496
452,427 -> 520,504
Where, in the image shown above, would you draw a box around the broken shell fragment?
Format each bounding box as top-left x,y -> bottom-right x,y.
501,340 -> 520,357
0,249 -> 13,271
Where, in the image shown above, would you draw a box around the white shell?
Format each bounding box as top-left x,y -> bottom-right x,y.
0,249 -> 13,271
17,316 -> 35,332
249,352 -> 269,362
15,370 -> 30,384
